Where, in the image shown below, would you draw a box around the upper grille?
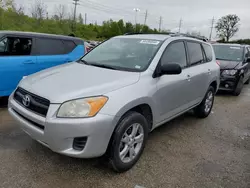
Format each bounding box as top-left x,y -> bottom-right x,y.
14,87 -> 50,117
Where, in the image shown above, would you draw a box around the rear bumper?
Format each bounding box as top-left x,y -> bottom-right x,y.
8,95 -> 118,158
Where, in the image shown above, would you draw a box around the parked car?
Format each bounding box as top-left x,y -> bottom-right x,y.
213,43 -> 250,95
0,31 -> 86,97
8,34 -> 220,172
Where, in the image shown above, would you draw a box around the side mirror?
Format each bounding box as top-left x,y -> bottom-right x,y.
247,58 -> 250,63
160,63 -> 182,75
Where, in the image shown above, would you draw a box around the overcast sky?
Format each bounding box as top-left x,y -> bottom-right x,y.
16,0 -> 250,40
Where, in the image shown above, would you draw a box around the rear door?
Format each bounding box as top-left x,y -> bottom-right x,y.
185,41 -> 209,103
34,37 -> 69,71
0,35 -> 36,96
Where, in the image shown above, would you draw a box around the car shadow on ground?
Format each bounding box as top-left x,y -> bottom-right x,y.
0,97 -> 8,108
19,111 -> 197,175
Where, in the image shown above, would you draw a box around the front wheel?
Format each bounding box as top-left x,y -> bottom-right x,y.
233,76 -> 244,96
108,112 -> 149,173
194,86 -> 215,118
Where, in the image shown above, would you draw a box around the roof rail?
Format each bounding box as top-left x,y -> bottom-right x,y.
170,33 -> 208,42
124,32 -> 144,35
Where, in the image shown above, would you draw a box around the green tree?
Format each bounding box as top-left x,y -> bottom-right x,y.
215,14 -> 240,42
125,22 -> 134,33
78,13 -> 83,24
117,19 -> 125,34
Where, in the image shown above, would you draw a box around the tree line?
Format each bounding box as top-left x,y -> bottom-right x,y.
0,0 -> 169,40
0,0 -> 249,44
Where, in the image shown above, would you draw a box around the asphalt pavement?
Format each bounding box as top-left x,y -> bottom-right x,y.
0,87 -> 250,188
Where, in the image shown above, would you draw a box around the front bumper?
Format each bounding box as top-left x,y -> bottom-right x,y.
8,95 -> 118,158
219,76 -> 238,91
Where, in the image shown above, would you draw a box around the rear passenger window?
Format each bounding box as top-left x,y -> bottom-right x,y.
202,43 -> 213,62
187,42 -> 204,66
63,40 -> 76,53
161,42 -> 187,68
36,38 -> 65,55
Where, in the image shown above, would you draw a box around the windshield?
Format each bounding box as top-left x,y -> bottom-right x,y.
213,45 -> 244,61
80,37 -> 163,72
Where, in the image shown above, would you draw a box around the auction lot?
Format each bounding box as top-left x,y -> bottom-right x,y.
0,88 -> 250,188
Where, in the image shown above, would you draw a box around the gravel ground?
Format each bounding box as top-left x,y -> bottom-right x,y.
0,87 -> 250,188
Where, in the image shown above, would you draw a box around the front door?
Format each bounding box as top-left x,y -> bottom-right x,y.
0,36 -> 36,96
243,47 -> 250,81
154,41 -> 194,123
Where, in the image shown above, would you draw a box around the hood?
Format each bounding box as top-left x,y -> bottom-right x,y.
218,60 -> 242,70
19,62 -> 140,103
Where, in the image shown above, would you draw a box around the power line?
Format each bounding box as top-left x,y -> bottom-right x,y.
209,17 -> 215,41
80,0 -> 144,16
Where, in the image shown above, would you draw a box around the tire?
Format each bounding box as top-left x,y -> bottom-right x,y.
108,111 -> 149,173
245,77 -> 250,84
194,86 -> 215,118
233,76 -> 244,96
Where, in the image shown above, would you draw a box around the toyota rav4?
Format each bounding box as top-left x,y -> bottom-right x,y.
8,34 -> 220,172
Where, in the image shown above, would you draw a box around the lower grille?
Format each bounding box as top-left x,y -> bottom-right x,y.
73,137 -> 87,151
14,87 -> 50,117
13,109 -> 45,130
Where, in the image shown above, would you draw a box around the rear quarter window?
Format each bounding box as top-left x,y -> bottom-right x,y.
63,40 -> 76,53
202,43 -> 213,62
35,38 -> 65,55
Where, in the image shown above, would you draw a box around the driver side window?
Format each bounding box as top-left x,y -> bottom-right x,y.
161,41 -> 187,68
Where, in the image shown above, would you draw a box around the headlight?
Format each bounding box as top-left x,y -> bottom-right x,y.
222,70 -> 238,76
57,96 -> 108,118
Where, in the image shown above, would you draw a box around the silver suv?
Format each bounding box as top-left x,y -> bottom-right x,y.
8,34 -> 220,172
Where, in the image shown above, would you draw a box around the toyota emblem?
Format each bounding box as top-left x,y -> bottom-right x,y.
22,95 -> 31,107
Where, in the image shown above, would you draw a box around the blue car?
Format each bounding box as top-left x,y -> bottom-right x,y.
0,31 -> 86,97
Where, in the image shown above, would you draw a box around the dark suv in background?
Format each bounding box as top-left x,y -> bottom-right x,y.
213,43 -> 250,96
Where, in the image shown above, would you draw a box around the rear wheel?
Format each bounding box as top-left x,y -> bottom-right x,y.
108,112 -> 148,173
194,86 -> 215,118
233,76 -> 244,96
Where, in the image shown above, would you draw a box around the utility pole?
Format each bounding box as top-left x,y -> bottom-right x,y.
72,0 -> 79,32
144,10 -> 148,26
178,18 -> 182,33
159,16 -> 162,32
85,13 -> 87,25
133,8 -> 140,26
209,17 -> 215,41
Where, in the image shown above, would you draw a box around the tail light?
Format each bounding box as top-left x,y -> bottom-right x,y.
84,42 -> 91,54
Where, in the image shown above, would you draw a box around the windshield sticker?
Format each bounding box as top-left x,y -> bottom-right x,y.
230,46 -> 241,50
140,40 -> 160,45
135,65 -> 141,69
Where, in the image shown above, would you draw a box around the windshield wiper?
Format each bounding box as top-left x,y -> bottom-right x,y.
87,63 -> 118,70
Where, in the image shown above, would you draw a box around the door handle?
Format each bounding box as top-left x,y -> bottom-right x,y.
23,60 -> 35,64
208,69 -> 212,75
